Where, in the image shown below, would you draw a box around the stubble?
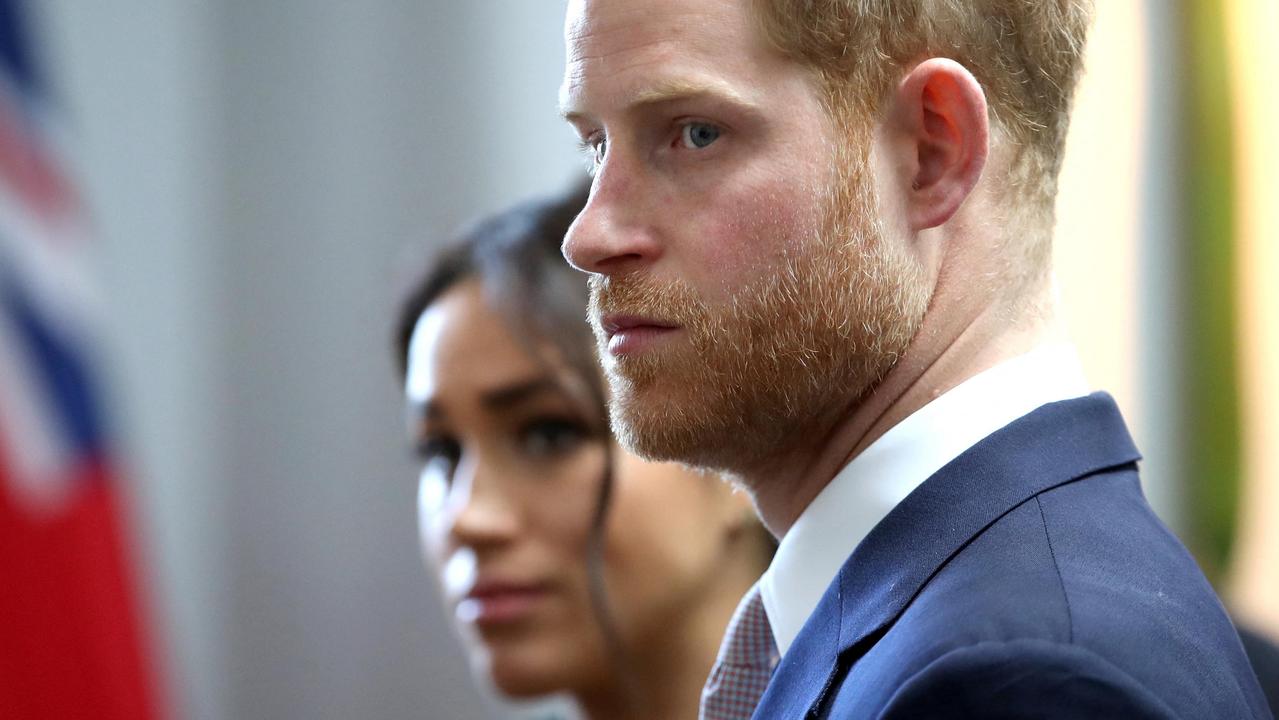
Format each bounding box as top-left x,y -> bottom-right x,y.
590,156 -> 929,473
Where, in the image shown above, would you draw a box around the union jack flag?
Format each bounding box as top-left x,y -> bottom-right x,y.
0,1 -> 163,717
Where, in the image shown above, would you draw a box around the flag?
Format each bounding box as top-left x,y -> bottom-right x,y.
0,0 -> 163,717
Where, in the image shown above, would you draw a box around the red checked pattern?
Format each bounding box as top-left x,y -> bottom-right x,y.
700,583 -> 780,720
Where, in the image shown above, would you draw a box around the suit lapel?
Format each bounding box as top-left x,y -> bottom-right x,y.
751,584 -> 843,719
752,393 -> 1141,719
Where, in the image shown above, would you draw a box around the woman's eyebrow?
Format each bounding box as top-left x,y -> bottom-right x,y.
480,377 -> 561,411
407,400 -> 445,438
407,377 -> 560,426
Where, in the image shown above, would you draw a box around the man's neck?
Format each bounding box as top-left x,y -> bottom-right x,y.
739,295 -> 1065,537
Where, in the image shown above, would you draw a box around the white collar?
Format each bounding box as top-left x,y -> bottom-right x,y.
758,343 -> 1091,657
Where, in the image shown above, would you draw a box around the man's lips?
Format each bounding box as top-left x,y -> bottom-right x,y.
600,314 -> 680,356
456,579 -> 552,626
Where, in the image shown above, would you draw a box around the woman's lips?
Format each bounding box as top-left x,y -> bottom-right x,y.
456,581 -> 551,626
601,315 -> 680,356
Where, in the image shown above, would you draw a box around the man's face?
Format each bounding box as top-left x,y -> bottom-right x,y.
560,0 -> 927,471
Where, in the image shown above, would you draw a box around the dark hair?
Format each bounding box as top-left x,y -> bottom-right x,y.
394,181 -> 597,412
393,180 -> 645,709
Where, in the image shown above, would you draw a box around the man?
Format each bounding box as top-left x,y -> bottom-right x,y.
558,0 -> 1272,718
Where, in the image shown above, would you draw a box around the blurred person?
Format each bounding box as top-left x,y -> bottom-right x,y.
394,184 -> 772,720
558,0 -> 1272,718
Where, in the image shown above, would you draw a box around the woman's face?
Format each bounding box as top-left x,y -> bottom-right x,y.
405,279 -> 748,698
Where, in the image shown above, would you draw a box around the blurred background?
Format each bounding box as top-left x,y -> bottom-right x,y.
0,0 -> 1274,718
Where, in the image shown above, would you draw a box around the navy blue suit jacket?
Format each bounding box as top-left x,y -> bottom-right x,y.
754,394 -> 1272,719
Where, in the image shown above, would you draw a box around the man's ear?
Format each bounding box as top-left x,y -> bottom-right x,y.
888,58 -> 989,231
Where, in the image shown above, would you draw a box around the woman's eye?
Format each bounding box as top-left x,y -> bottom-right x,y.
519,418 -> 588,458
418,463 -> 450,515
680,122 -> 721,150
416,436 -> 460,514
419,437 -> 461,478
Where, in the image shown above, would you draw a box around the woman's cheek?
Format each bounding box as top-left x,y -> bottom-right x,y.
417,480 -> 450,562
538,446 -> 610,538
601,463 -> 678,600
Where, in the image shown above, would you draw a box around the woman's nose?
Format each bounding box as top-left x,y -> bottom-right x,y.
448,459 -> 520,548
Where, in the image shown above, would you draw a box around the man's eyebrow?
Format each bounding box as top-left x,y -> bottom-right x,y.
560,78 -> 758,124
629,77 -> 753,107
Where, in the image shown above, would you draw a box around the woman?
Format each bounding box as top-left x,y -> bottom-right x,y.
394,183 -> 773,720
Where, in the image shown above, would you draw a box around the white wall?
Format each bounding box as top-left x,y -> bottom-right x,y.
40,2 -> 579,718
1136,0 -> 1188,534
39,3 -> 230,719
1055,0 -> 1184,529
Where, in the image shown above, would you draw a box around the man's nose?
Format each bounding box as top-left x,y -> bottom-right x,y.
562,166 -> 662,275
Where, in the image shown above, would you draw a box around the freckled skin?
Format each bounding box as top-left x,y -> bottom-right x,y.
561,0 -> 1065,540
560,0 -> 930,485
560,0 -> 962,537
562,0 -> 838,306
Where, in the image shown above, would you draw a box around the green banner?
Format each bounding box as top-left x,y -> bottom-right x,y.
1182,0 -> 1241,583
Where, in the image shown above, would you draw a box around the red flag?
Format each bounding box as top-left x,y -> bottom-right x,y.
0,460 -> 162,719
0,1 -> 165,717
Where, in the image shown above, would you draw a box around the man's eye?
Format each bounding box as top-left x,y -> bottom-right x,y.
680,122 -> 721,149
577,134 -> 608,174
591,136 -> 608,167
519,418 -> 588,458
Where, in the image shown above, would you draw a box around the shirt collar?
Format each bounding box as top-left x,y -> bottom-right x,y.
758,343 -> 1091,657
